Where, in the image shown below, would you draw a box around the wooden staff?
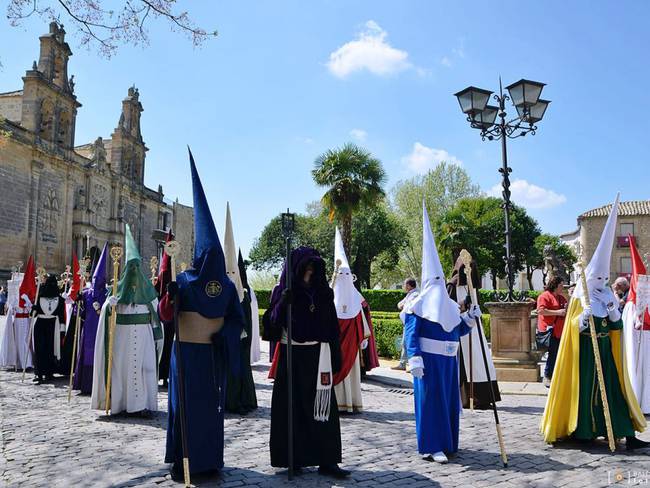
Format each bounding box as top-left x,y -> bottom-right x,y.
469,307 -> 474,412
460,250 -> 507,467
575,253 -> 616,452
330,259 -> 342,288
165,240 -> 191,487
105,246 -> 123,414
67,261 -> 87,402
22,266 -> 46,382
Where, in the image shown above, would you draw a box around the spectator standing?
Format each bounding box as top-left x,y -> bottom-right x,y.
0,287 -> 7,315
613,276 -> 630,313
392,278 -> 419,371
537,277 -> 567,387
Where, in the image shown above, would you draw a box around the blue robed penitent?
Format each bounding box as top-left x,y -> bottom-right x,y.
404,313 -> 471,455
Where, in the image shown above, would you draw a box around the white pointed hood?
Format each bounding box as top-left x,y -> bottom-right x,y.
407,201 -> 462,332
332,227 -> 364,319
575,193 -> 619,315
224,202 -> 245,302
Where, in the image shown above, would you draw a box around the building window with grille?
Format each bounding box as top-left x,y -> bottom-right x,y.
620,257 -> 632,275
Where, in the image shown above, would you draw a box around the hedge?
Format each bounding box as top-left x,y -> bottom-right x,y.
259,308 -> 491,360
255,288 -> 541,312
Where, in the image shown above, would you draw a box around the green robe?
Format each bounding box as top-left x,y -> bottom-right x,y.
574,315 -> 635,440
226,290 -> 258,413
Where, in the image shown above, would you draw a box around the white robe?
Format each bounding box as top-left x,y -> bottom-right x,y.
250,287 -> 261,364
0,305 -> 33,369
334,310 -> 371,413
91,301 -> 160,414
457,287 -> 497,383
623,301 -> 650,413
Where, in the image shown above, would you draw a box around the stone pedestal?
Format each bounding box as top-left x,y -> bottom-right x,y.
485,301 -> 538,382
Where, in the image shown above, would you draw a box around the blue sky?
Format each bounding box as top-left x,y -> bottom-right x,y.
2,1 -> 649,257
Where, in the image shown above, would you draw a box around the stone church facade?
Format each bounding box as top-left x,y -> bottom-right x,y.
0,22 -> 193,281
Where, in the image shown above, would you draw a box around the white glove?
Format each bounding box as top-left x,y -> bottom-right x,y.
63,293 -> 74,305
361,339 -> 369,350
21,294 -> 33,310
636,317 -> 644,330
107,295 -> 118,307
92,301 -> 101,311
579,305 -> 592,331
411,367 -> 424,379
592,288 -> 616,310
408,356 -> 424,378
468,304 -> 482,320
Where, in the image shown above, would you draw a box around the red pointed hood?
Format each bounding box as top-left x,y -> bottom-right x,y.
68,251 -> 82,301
155,229 -> 174,297
19,256 -> 36,308
628,234 -> 650,327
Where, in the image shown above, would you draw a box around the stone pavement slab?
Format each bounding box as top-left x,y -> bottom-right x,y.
2,352 -> 650,487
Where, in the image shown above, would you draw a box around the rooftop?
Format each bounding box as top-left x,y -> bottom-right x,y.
579,200 -> 650,219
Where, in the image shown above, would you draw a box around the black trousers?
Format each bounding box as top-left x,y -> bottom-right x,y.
544,334 -> 560,379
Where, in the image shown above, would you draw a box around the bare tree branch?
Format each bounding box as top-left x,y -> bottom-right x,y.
6,0 -> 218,58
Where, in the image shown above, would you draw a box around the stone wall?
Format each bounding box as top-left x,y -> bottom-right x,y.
579,214 -> 650,278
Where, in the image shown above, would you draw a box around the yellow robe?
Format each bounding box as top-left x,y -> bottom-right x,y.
540,297 -> 646,443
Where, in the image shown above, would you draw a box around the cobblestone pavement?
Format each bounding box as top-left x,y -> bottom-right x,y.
2,356 -> 650,488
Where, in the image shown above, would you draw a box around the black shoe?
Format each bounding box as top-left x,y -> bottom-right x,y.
627,436 -> 650,451
318,464 -> 350,479
162,379 -> 168,388
32,376 -> 41,383
169,465 -> 183,482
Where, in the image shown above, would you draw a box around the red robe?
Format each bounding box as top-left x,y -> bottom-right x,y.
269,301 -> 379,382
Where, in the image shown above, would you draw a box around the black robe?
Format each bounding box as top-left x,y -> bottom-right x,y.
264,280 -> 343,468
226,289 -> 258,413
33,297 -> 66,379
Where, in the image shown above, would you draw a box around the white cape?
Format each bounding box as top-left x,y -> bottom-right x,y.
0,306 -> 33,369
623,301 -> 650,413
250,288 -> 261,364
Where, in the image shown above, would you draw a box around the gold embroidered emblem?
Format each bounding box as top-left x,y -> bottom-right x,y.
205,281 -> 222,297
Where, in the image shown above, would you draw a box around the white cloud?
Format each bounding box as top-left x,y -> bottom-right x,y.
401,142 -> 462,174
440,56 -> 452,67
327,21 -> 414,79
488,179 -> 567,209
350,128 -> 367,142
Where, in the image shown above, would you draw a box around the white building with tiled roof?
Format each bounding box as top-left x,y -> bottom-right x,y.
561,200 -> 650,282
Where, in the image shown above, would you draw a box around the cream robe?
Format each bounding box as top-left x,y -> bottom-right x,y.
623,301 -> 650,414
334,311 -> 371,413
0,306 -> 33,369
91,301 -> 160,414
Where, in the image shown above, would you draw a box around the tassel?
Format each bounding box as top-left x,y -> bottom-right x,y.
314,388 -> 331,422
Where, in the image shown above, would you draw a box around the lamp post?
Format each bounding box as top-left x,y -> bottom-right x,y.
280,209 -> 295,480
455,79 -> 550,301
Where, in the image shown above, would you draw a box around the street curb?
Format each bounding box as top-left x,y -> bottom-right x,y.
365,371 -> 549,396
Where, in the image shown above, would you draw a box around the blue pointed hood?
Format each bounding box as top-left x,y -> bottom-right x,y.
91,243 -> 108,301
177,148 -> 235,318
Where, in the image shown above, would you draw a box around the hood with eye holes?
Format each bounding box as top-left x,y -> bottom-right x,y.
406,201 -> 462,332
333,227 -> 364,319
574,193 -> 619,316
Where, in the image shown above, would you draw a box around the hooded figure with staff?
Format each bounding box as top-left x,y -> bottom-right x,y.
160,149 -> 244,482
91,225 -> 163,416
541,194 -> 648,450
402,202 -> 481,464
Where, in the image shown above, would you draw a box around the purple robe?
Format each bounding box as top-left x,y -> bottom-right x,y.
72,289 -> 106,393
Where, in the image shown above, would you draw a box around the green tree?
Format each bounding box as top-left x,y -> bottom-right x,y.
249,202 -> 403,288
525,234 -> 577,288
312,143 -> 386,256
391,162 -> 481,278
435,197 -> 541,288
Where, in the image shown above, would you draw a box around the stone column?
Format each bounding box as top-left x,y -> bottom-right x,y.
485,301 -> 536,360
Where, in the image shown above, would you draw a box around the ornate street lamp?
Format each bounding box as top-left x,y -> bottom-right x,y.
455,78 -> 550,301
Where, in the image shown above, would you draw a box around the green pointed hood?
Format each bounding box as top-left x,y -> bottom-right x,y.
116,224 -> 157,304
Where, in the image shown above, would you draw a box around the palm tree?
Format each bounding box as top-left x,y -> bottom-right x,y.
312,143 -> 386,255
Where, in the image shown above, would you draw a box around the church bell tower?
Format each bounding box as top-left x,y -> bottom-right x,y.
20,22 -> 81,148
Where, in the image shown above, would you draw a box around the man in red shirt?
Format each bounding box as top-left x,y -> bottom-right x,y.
537,276 -> 567,387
